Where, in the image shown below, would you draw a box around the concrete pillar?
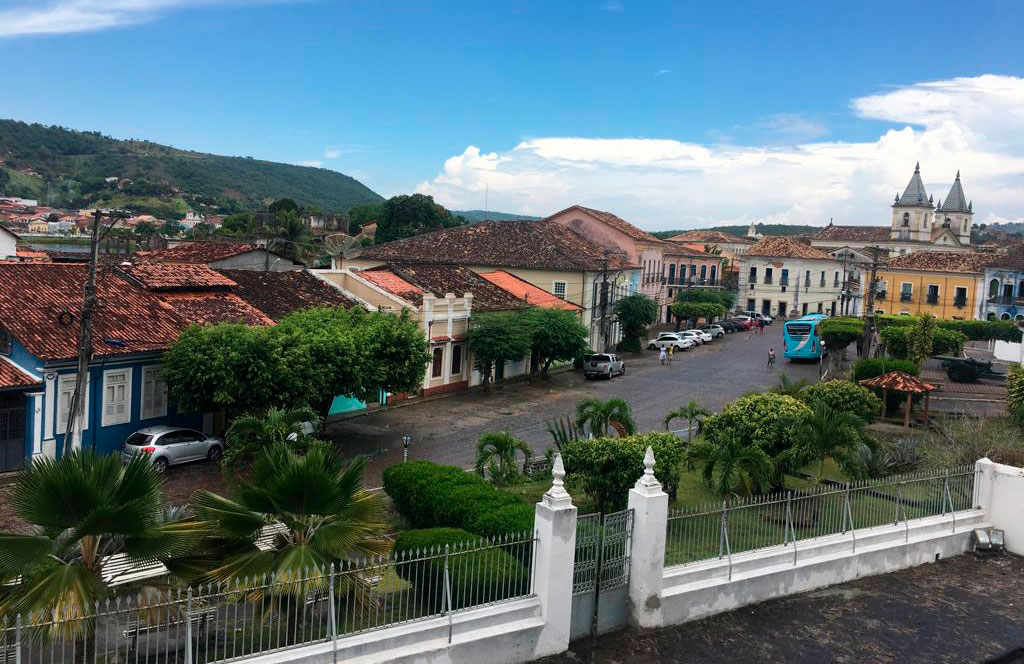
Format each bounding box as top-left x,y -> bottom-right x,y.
627,446 -> 669,629
532,454 -> 577,658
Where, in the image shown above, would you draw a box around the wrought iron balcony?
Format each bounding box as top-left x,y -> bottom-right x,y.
900,293 -> 913,302
875,290 -> 887,300
926,294 -> 939,305
953,296 -> 967,308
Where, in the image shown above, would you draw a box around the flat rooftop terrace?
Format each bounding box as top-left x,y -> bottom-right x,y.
541,553 -> 1024,664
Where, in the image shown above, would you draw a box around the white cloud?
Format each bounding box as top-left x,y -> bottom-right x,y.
600,0 -> 624,13
655,69 -> 672,77
299,159 -> 323,167
324,148 -> 342,159
417,75 -> 1024,230
0,0 -> 291,38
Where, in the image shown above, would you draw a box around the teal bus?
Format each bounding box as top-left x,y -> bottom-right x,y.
783,314 -> 828,360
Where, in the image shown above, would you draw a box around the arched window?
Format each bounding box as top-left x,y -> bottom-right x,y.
1016,314 -> 1024,322
902,212 -> 910,227
710,265 -> 717,283
963,220 -> 968,234
1019,280 -> 1024,298
943,217 -> 951,228
987,312 -> 996,321
668,264 -> 676,284
989,279 -> 1000,298
1001,313 -> 1011,321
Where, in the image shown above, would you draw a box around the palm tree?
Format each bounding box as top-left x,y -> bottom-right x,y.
770,373 -> 810,397
574,397 -> 636,437
663,400 -> 710,438
779,402 -> 872,481
0,451 -> 203,659
223,406 -> 320,472
184,443 -> 388,598
685,431 -> 774,497
474,431 -> 533,484
268,209 -> 312,263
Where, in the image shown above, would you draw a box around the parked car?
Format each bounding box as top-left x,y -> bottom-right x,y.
699,324 -> 726,339
729,316 -> 755,330
719,320 -> 742,333
647,333 -> 695,351
680,329 -> 713,345
742,311 -> 774,325
583,353 -> 626,379
122,426 -> 225,472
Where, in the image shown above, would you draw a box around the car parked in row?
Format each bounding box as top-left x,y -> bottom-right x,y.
719,319 -> 744,333
122,426 -> 225,472
647,332 -> 696,351
583,353 -> 626,379
699,324 -> 726,339
680,329 -> 713,345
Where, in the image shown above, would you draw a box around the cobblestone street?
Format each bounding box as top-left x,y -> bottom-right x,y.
325,326 -> 824,487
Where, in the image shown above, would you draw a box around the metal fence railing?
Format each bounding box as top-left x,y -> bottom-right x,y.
664,466 -> 978,570
0,532 -> 536,664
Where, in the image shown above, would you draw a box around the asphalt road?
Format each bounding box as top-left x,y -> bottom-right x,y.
325,325 -> 824,487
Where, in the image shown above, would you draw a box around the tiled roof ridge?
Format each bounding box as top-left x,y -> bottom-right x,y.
746,235 -> 832,260
567,205 -> 663,243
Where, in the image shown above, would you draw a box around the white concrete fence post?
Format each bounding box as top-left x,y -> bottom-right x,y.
532,454 -> 577,659
627,446 -> 669,629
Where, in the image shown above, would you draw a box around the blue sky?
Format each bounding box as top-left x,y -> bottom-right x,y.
2,0 -> 1023,229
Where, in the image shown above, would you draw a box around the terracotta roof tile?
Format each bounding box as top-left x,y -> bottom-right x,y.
886,251 -> 995,273
859,371 -> 937,394
0,356 -> 40,390
360,264 -> 529,312
813,225 -> 892,242
158,292 -> 274,327
745,236 -> 832,260
118,262 -> 237,291
136,242 -> 264,264
218,269 -> 358,321
666,230 -> 753,245
479,270 -> 582,311
550,205 -> 662,243
359,268 -> 425,302
356,220 -> 635,272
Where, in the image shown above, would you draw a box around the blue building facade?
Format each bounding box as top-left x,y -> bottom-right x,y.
980,266 -> 1024,322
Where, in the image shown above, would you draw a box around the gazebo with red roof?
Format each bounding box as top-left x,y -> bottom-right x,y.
859,371 -> 938,427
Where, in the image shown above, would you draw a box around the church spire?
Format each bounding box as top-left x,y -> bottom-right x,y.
938,170 -> 970,213
894,163 -> 932,207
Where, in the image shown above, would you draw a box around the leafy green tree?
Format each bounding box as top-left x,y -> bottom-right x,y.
613,293 -> 658,352
907,313 -> 937,367
0,451 -> 203,652
181,443 -> 388,631
160,219 -> 183,236
769,373 -> 811,397
799,380 -> 882,423
779,402 -> 871,481
349,202 -> 384,232
575,397 -> 636,437
685,430 -> 774,496
522,307 -> 589,376
1008,365 -> 1024,427
223,406 -> 320,474
375,194 -> 463,243
670,301 -> 726,329
474,431 -> 533,485
561,432 -> 684,511
221,212 -> 252,234
663,399 -> 709,435
268,198 -> 300,215
819,318 -> 862,353
467,311 -> 531,388
269,209 -> 312,263
701,393 -> 811,464
163,323 -> 284,416
134,220 -> 156,237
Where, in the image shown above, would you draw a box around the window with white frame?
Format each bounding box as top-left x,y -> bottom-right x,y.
552,281 -> 567,299
102,369 -> 132,427
141,366 -> 168,420
57,374 -> 89,435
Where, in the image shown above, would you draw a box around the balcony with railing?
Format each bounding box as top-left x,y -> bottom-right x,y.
662,278 -> 721,288
953,296 -> 968,309
926,294 -> 939,305
763,277 -> 773,285
900,292 -> 913,302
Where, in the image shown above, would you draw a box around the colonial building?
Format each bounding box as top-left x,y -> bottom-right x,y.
740,236 -> 853,319
978,247 -> 1024,322
811,164 -> 976,256
873,251 -> 993,320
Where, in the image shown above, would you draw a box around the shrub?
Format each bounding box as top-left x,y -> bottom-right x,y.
819,318 -> 862,352
560,432 -> 684,512
382,461 -> 531,536
469,503 -> 536,539
875,315 -> 1022,343
800,380 -> 882,423
392,528 -> 529,611
1008,365 -> 1024,427
701,393 -> 811,458
851,357 -> 920,411
879,326 -> 966,360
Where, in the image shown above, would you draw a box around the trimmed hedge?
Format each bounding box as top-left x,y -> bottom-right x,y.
819,318 -> 863,352
701,393 -> 811,457
392,528 -> 529,611
800,380 -> 882,423
876,315 -> 1021,343
879,326 -> 967,359
383,461 -> 533,536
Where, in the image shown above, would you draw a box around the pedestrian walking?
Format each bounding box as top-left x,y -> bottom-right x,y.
667,344 -> 674,365
659,347 -> 668,365
758,319 -> 765,335
767,347 -> 776,370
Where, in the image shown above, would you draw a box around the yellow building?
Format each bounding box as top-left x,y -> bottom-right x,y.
874,251 -> 993,320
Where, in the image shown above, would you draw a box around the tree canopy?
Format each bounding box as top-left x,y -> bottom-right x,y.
613,293 -> 658,352
522,307 -> 589,375
375,194 -> 466,243
467,311 -> 531,386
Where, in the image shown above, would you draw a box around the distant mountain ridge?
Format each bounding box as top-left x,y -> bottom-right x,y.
455,210 -> 542,223
651,223 -> 823,240
0,119 -> 382,216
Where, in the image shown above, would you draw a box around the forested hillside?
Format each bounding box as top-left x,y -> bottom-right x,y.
0,120 -> 382,216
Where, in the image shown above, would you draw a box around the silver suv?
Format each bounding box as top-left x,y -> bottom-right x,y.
583,353 -> 625,379
122,426 -> 225,472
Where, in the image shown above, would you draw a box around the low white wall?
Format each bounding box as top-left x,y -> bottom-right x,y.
976,458 -> 1024,555
659,510 -> 987,626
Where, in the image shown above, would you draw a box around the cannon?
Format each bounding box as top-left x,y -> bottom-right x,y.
934,355 -> 1007,383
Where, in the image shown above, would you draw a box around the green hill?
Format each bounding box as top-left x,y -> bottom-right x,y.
0,119 -> 383,217
454,209 -> 542,223
651,223 -> 823,239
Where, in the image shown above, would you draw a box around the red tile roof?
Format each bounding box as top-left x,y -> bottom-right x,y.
359,264 -> 529,312
813,225 -> 892,242
859,371 -> 937,394
359,268 -> 425,302
886,251 -> 996,273
118,262 -> 237,291
746,236 -> 832,260
666,230 -> 753,245
356,220 -> 636,272
479,270 -> 581,311
0,264 -> 187,361
548,205 -> 662,244
158,292 -> 274,326
0,356 -> 40,390
135,242 -> 264,264
218,269 -> 358,321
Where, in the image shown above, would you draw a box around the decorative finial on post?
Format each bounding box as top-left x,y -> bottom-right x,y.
634,446 -> 663,494
543,453 -> 573,507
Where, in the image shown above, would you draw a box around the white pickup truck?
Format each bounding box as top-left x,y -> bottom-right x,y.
646,332 -> 695,351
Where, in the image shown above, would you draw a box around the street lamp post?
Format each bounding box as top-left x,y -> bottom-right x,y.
402,434 -> 412,463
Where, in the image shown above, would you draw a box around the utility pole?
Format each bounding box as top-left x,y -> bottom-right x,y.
599,251 -> 610,351
64,208 -> 128,455
861,246 -> 883,360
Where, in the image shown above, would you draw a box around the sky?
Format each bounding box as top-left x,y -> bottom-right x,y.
1,0 -> 1024,230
